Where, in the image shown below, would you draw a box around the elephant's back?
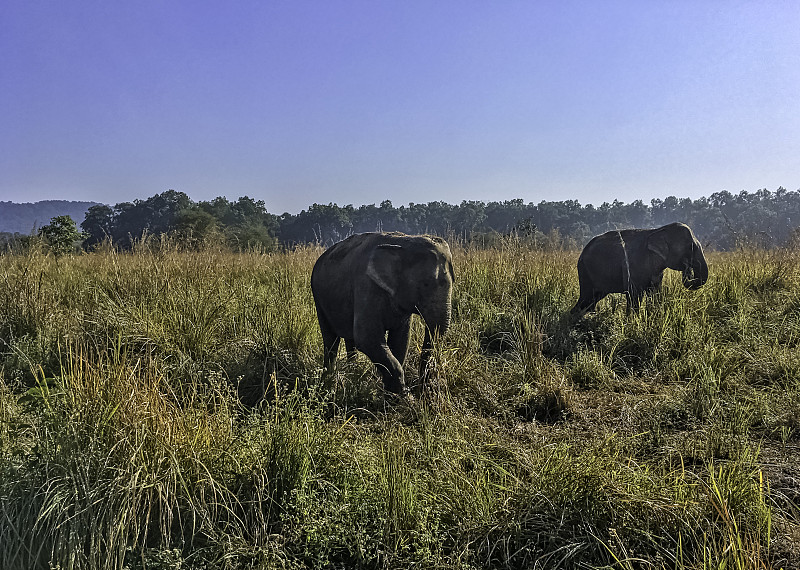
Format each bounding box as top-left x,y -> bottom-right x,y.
314,233 -> 379,270
580,228 -> 650,254
578,230 -> 631,273
311,233 -> 380,293
579,232 -> 619,261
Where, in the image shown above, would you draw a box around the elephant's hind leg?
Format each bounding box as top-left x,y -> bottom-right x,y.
571,296 -> 592,315
344,338 -> 357,362
572,288 -> 602,315
571,262 -> 598,315
316,314 -> 342,371
322,336 -> 341,371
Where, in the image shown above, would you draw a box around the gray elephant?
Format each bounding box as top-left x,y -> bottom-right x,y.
311,232 -> 454,395
571,222 -> 708,315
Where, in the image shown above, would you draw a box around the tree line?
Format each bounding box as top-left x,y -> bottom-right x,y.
277,188 -> 800,250
3,187 -> 799,254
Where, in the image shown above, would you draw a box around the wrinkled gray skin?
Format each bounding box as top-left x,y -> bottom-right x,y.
571,222 -> 708,315
311,232 -> 455,395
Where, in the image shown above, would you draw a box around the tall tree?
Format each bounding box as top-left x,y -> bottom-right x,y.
80,204 -> 114,248
39,216 -> 85,256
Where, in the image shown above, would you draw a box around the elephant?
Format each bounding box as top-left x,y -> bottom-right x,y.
310,232 -> 455,395
571,222 -> 708,315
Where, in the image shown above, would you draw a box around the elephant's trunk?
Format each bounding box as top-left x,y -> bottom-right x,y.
682,248 -> 708,290
418,295 -> 452,382
426,301 -> 451,337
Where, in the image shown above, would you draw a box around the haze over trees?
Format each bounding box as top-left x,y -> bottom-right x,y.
0,200 -> 98,234
3,187 -> 799,252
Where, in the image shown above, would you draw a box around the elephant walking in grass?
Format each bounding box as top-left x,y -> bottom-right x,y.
571,222 -> 708,316
311,232 -> 455,395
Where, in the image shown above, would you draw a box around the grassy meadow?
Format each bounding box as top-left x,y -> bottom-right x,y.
1,238 -> 799,569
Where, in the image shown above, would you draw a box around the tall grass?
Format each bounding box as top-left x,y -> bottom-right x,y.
0,240 -> 797,568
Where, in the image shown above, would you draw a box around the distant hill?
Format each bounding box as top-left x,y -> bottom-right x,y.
0,200 -> 101,234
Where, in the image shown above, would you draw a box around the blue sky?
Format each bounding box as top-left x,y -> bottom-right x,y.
2,1 -> 799,214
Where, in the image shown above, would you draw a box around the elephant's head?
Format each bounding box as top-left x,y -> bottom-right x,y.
647,223 -> 708,290
366,236 -> 455,336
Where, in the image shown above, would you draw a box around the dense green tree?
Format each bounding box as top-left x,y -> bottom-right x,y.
453,200 -> 488,239
80,204 -> 114,248
195,196 -> 278,250
38,215 -> 86,256
174,207 -> 219,246
280,203 -> 354,245
100,190 -> 191,248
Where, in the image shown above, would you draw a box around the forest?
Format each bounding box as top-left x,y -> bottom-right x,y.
4,186 -> 799,253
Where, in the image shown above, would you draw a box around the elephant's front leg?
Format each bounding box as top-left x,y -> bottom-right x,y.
419,335 -> 432,384
354,316 -> 407,395
387,317 -> 411,364
358,340 -> 406,395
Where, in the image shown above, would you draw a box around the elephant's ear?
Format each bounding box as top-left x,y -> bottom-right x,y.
647,229 -> 670,263
366,243 -> 403,298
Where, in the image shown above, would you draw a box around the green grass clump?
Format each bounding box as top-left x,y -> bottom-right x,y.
0,240 -> 798,568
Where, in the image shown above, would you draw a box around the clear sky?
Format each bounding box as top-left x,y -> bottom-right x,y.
2,1 -> 799,214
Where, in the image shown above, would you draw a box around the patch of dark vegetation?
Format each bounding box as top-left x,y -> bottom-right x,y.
515,387 -> 570,423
